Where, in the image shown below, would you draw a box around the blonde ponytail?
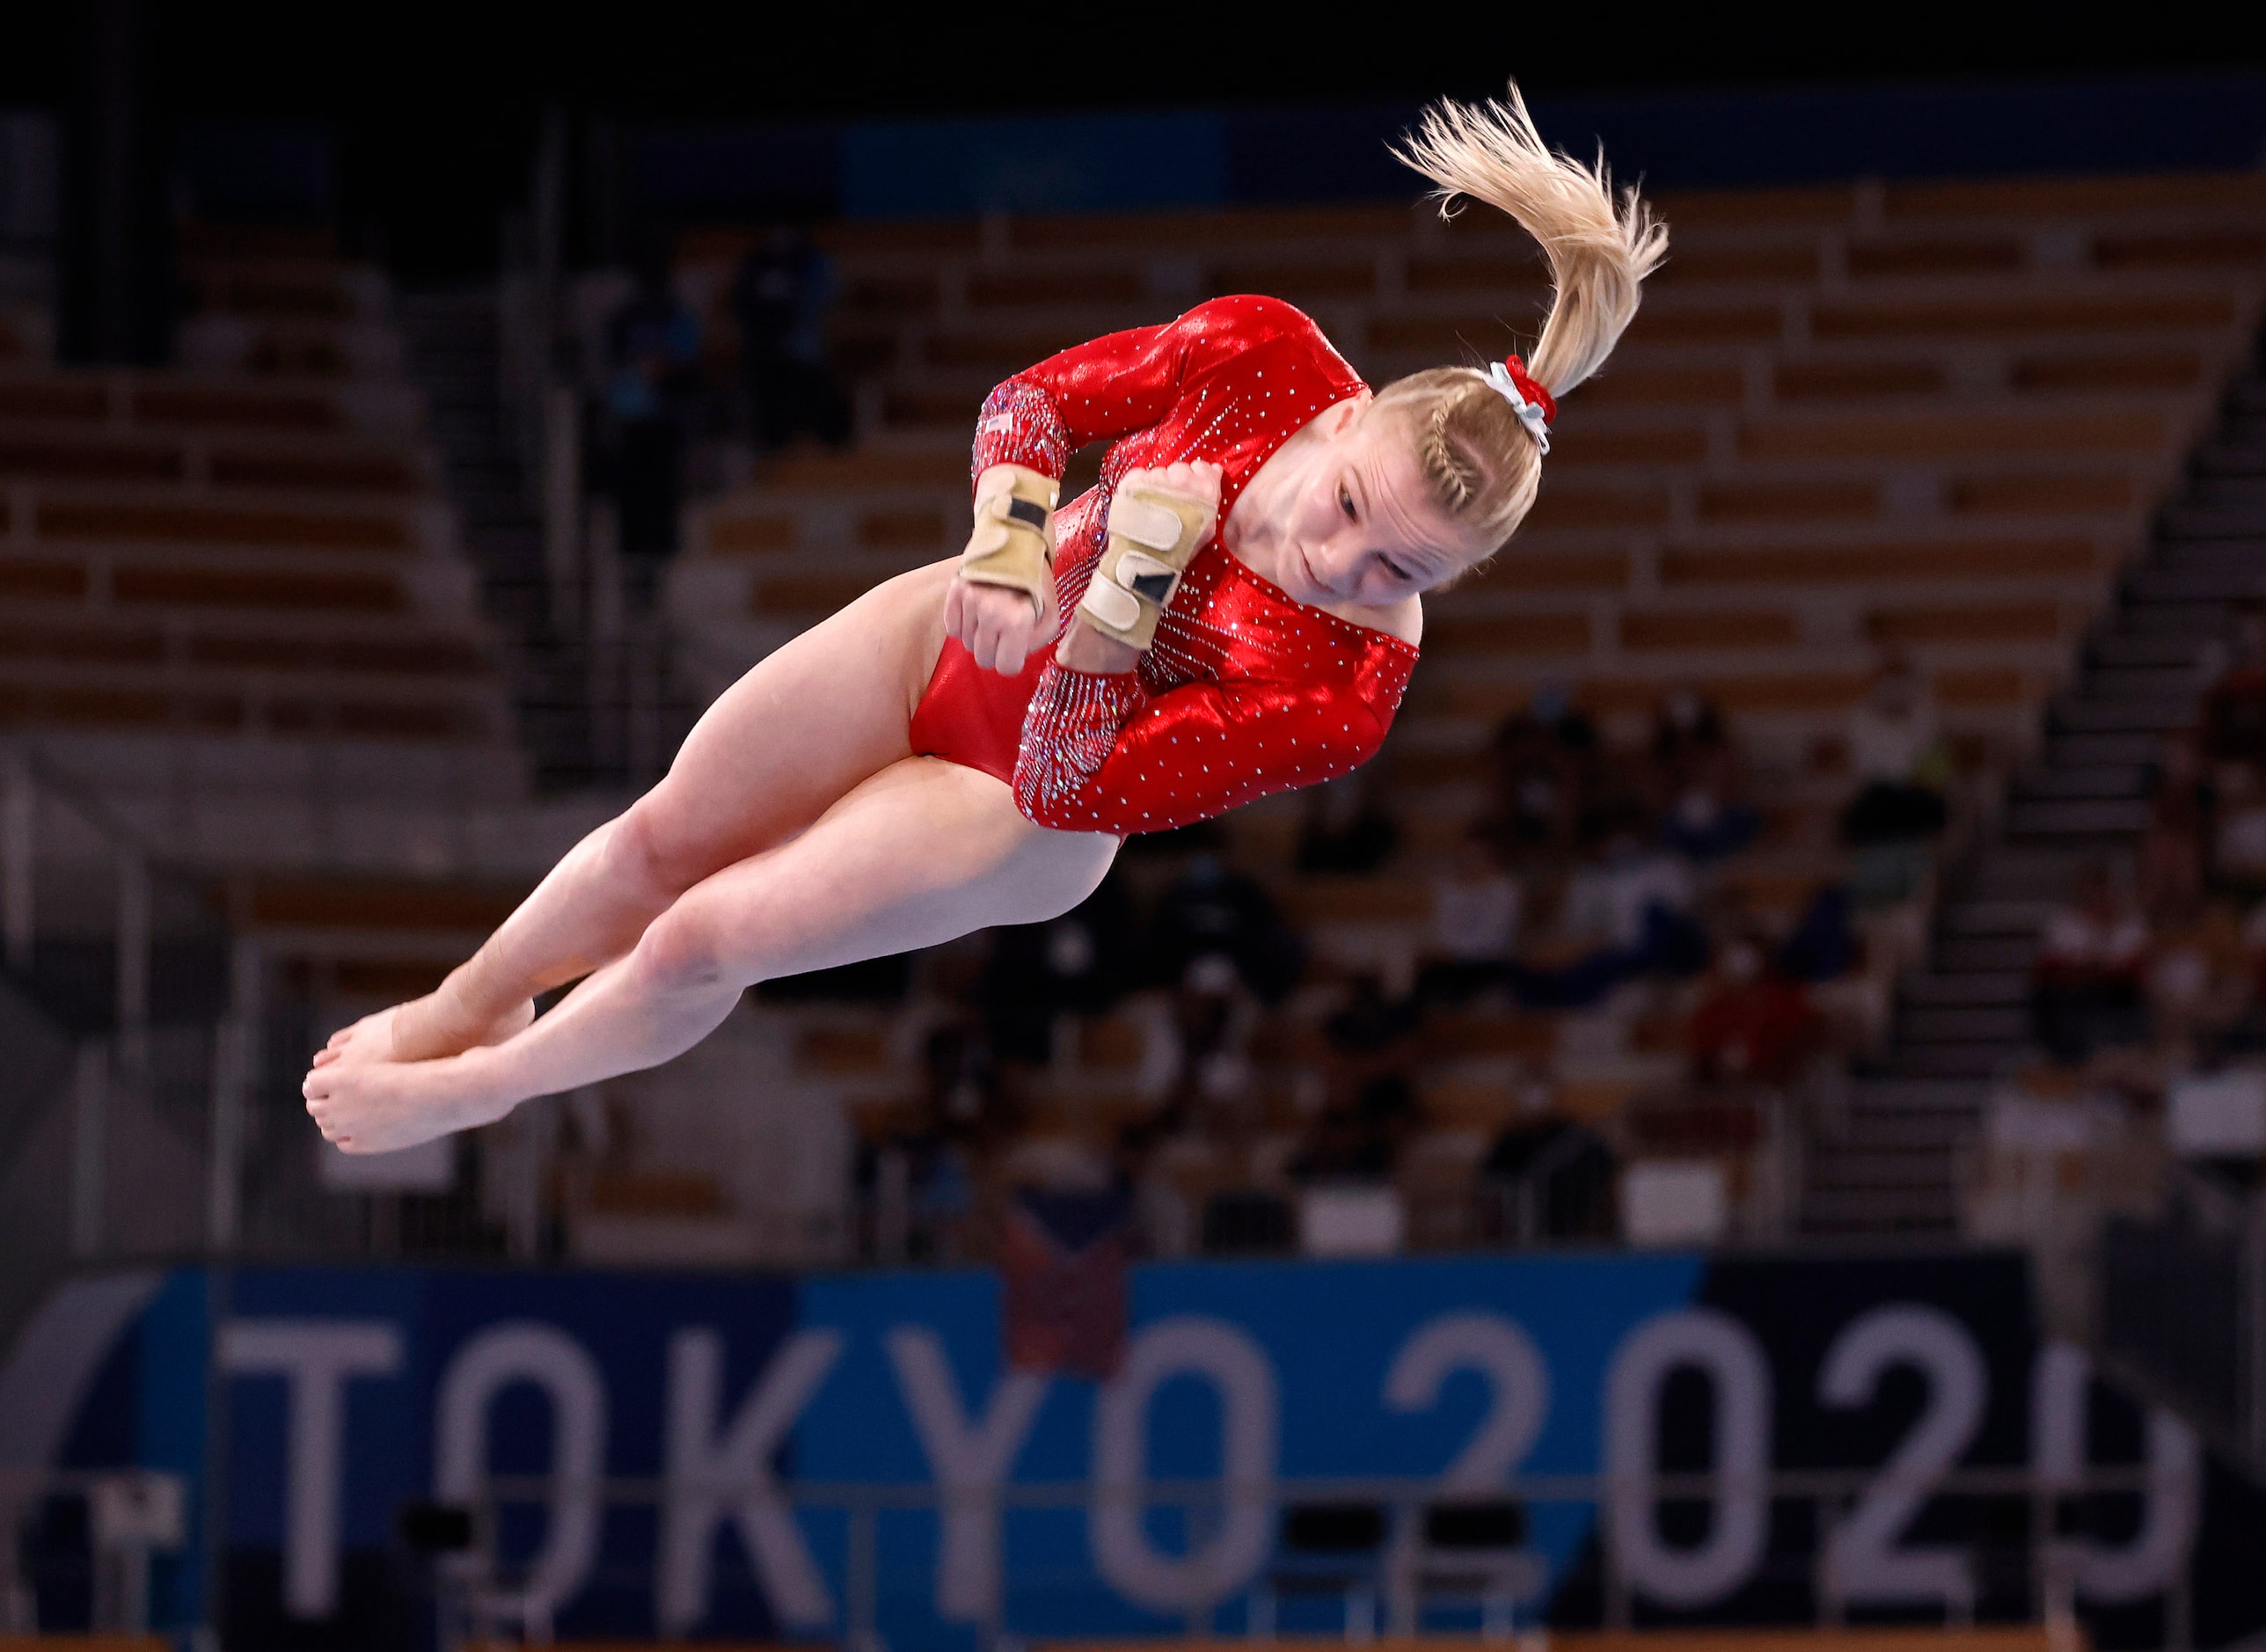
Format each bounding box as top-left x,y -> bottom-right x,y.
1375,84 -> 1666,552
1392,85 -> 1665,397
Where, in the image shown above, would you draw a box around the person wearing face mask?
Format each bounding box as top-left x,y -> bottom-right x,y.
1840,649 -> 1952,847
302,88 -> 1666,1158
1648,685 -> 1758,863
1684,933 -> 1824,1088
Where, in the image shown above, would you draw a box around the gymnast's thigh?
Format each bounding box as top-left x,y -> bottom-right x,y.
632,558 -> 961,880
657,756 -> 1120,986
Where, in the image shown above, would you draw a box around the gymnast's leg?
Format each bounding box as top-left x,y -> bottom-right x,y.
326,558 -> 960,1064
303,757 -> 1118,1154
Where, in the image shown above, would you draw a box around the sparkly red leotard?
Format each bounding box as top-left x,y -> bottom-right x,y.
908,295 -> 1420,837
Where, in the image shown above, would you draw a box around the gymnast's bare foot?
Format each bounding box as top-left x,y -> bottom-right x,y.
304,1046 -> 514,1156
316,996 -> 535,1070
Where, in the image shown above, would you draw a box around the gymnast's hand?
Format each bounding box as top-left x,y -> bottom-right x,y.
1060,459 -> 1222,672
1119,459 -> 1224,544
945,563 -> 1058,676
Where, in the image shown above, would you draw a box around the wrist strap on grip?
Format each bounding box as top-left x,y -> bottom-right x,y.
1078,478 -> 1213,650
959,464 -> 1060,615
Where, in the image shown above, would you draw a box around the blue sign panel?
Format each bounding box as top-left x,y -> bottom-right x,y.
7,1250 -> 2254,1649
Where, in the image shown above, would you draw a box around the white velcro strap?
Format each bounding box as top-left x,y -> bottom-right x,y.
1081,580 -> 1142,632
1108,495 -> 1187,552
1111,549 -> 1178,603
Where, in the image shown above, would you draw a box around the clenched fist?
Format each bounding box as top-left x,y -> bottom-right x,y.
944,564 -> 1056,676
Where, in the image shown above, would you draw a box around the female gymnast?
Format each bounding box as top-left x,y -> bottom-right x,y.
304,89 -> 1668,1154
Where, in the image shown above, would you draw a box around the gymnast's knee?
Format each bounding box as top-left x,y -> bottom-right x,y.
600,798 -> 708,901
626,901 -> 745,999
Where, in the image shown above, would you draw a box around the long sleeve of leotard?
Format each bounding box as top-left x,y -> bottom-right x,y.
969,294 -> 1405,837
1012,657 -> 1407,837
969,296 -> 1313,486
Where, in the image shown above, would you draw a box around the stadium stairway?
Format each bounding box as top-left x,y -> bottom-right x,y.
651,177 -> 2266,1256
394,288 -> 610,790
1801,325 -> 2266,1235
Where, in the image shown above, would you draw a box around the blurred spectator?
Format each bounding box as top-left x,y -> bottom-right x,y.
1480,683 -> 1599,862
730,226 -> 852,450
1122,954 -> 1261,1160
2201,610 -> 2266,766
857,1021 -> 992,1261
980,874 -> 1137,1064
604,252 -> 704,605
2030,862 -> 2151,1066
1324,972 -> 1422,1084
2211,761 -> 2266,892
1775,884 -> 1859,984
1684,932 -> 1824,1086
2140,731 -> 2214,918
1296,764 -> 1400,874
1293,974 -> 1422,1182
1964,1066 -> 2152,1327
1647,685 -> 1759,862
2238,903 -> 2266,1037
1417,832 -> 1523,1005
1482,1118 -> 1617,1244
2145,892 -> 2248,1056
1147,853 -> 1304,1004
1561,807 -> 1695,954
1291,1073 -> 1415,1181
1500,815 -> 1709,1011
922,1020 -> 1002,1138
1840,651 -> 1951,846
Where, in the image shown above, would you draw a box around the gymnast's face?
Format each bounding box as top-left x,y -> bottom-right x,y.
1268,396 -> 1482,608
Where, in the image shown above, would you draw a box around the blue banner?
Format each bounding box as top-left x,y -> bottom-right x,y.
7,1249 -> 2252,1648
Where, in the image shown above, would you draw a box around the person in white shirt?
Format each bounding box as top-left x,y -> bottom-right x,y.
2030,860 -> 2151,1065
1418,832 -> 1524,1004
1841,650 -> 1952,846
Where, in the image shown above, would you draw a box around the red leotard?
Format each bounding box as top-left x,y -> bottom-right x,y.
909,295 -> 1420,837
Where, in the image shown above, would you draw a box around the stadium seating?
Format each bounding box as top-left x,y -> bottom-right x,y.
0,231 -> 536,880
676,173 -> 2264,786
605,173 -> 2265,1263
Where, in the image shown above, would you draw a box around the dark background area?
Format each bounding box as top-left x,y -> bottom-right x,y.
5,4 -> 2266,276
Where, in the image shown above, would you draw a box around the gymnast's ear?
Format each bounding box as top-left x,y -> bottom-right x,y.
1321,393 -> 1371,437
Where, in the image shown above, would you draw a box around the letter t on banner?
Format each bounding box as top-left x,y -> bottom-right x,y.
659,1327 -> 843,1635
218,1319 -> 404,1619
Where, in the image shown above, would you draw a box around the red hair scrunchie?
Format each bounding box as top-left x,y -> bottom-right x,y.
1501,355 -> 1556,426
1480,353 -> 1557,453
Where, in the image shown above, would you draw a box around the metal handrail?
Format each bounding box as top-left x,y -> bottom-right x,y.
418,1460 -> 2175,1648
0,1458 -> 2183,1643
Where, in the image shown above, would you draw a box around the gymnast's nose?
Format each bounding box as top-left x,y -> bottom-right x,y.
1304,536 -> 1357,597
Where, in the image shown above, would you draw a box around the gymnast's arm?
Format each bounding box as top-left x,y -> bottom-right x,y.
951,303 -> 1276,674
1012,666 -> 1395,837
971,299 -> 1278,479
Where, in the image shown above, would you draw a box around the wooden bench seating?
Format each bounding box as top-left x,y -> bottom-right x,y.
0,370 -> 355,432
106,561 -> 409,613
0,253 -> 515,808
1741,406 -> 2171,461
671,166 -> 2264,820
0,431 -> 429,507
33,495 -> 413,552
1659,536 -> 2106,586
